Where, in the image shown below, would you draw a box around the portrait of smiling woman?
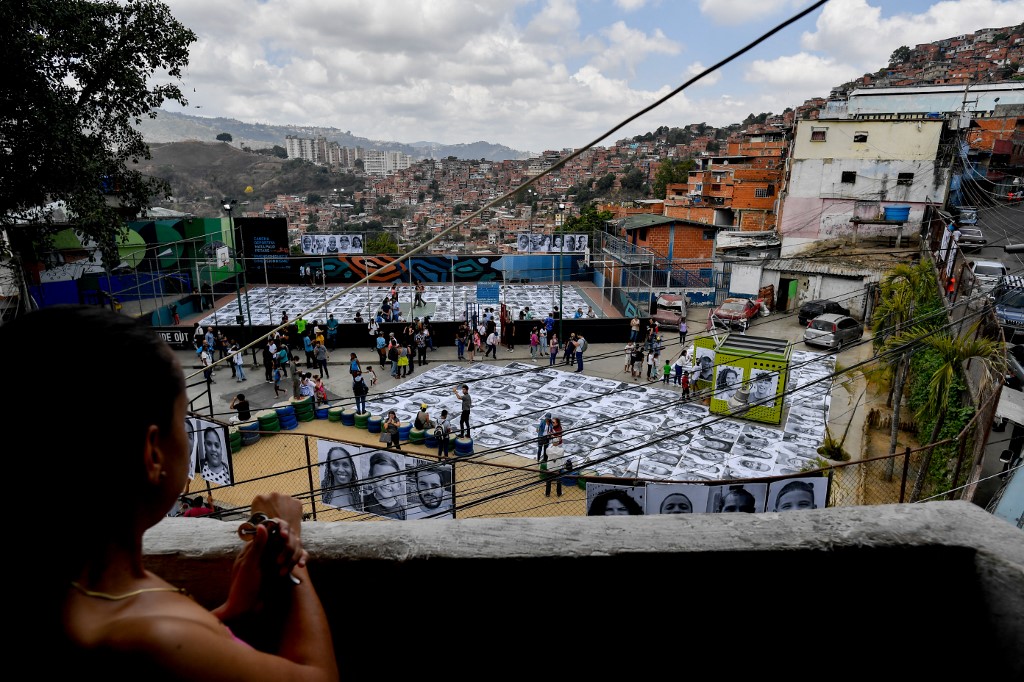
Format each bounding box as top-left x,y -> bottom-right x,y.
319,443 -> 363,511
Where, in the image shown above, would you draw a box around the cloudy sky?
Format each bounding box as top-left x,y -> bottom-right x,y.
160,0 -> 1023,154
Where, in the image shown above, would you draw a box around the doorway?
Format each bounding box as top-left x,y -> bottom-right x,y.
777,278 -> 798,312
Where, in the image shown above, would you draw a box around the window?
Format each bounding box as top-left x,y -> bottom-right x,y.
810,127 -> 828,141
841,171 -> 856,184
703,229 -> 715,240
897,172 -> 914,185
755,187 -> 771,198
853,131 -> 868,143
692,183 -> 703,193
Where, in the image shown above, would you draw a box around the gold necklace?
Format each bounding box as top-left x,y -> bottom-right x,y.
70,581 -> 190,601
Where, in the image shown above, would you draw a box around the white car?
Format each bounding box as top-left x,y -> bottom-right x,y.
968,259 -> 1008,296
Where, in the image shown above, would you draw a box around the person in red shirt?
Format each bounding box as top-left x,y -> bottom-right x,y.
182,493 -> 216,517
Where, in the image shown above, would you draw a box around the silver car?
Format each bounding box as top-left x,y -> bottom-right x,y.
804,313 -> 864,350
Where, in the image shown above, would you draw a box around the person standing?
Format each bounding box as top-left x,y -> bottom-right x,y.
506,318 -> 516,352
548,333 -> 559,366
453,384 -> 472,438
388,341 -> 400,378
277,345 -> 290,378
681,371 -> 690,399
169,302 -> 180,325
352,370 -> 369,414
414,279 -> 426,308
574,334 -> 586,373
436,409 -> 453,459
530,327 -> 540,362
678,318 -> 688,347
232,343 -> 246,382
646,350 -> 657,381
262,342 -> 274,382
536,412 -> 553,461
302,333 -> 315,369
630,315 -> 640,342
273,364 -> 285,397
662,358 -> 672,384
398,344 -> 411,377
383,410 -> 402,451
314,340 -> 329,378
539,326 -> 547,359
624,341 -> 635,372
415,328 -> 428,367
456,324 -> 467,361
200,341 -> 215,384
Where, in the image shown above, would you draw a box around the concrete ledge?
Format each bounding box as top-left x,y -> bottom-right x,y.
146,502 -> 1023,676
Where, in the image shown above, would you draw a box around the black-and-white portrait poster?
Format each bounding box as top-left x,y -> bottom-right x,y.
302,233 -> 364,255
193,417 -> 233,487
405,457 -> 454,520
516,233 -> 589,253
645,483 -> 710,515
748,368 -> 779,408
361,449 -> 408,520
706,483 -> 768,513
714,364 -> 744,403
767,476 -> 830,512
694,346 -> 716,384
317,440 -> 366,512
586,483 -> 646,516
185,416 -> 198,479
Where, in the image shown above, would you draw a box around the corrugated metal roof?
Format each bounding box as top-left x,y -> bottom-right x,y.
619,214 -> 678,230
763,257 -> 886,278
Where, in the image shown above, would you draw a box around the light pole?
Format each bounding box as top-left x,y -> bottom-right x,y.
557,202 -> 565,339
224,199 -> 254,361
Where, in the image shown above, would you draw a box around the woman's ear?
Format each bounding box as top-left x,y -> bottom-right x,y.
142,424 -> 164,485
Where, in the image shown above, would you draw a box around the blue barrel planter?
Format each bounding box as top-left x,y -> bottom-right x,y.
367,415 -> 383,433
425,432 -> 438,448
241,431 -> 261,446
315,406 -> 329,419
276,405 -> 295,419
239,421 -> 261,432
884,205 -> 910,221
279,415 -> 299,430
340,409 -> 357,426
454,436 -> 474,457
397,422 -> 412,442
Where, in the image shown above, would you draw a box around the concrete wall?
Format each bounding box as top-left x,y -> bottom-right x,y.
145,502 -> 1024,677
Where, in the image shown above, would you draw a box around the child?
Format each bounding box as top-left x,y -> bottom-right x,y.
662,359 -> 672,384
365,365 -> 378,386
681,371 -> 690,399
273,365 -> 284,397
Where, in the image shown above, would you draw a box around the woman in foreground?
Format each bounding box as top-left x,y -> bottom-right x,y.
12,306 -> 338,681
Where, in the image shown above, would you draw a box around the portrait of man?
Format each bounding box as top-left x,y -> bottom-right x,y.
406,460 -> 453,520
337,235 -> 352,253
326,235 -> 339,253
644,483 -> 710,515
695,347 -> 715,383
574,234 -> 588,251
748,369 -> 779,407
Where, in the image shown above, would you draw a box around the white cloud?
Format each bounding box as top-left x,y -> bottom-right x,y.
698,0 -> 805,26
683,62 -> 722,87
615,0 -> 652,10
591,21 -> 682,76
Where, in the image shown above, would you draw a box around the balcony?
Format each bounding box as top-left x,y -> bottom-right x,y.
146,502 -> 1024,676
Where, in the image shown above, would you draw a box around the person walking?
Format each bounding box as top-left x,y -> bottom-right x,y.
414,279 -> 426,308
456,324 -> 467,361
352,370 -> 369,414
506,318 -> 516,352
349,352 -> 361,377
946,276 -> 957,302
388,341 -> 400,378
530,327 -> 540,361
484,329 -> 498,358
415,328 -> 428,367
548,333 -> 559,366
314,340 -> 329,378
273,364 -> 285,397
453,384 -> 472,437
200,341 -> 215,384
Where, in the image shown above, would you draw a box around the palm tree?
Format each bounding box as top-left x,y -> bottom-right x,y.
908,321 -> 1006,502
871,261 -> 934,479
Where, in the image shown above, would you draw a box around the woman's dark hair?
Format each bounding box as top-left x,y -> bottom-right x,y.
587,489 -> 644,516
321,446 -> 358,505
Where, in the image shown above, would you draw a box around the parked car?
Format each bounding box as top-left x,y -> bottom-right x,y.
994,276 -> 1024,341
710,297 -> 763,331
797,299 -> 851,326
968,259 -> 1008,296
957,226 -> 987,252
803,313 -> 864,350
1004,344 -> 1024,391
650,293 -> 687,330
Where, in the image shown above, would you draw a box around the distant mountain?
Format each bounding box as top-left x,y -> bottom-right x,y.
135,110 -> 533,162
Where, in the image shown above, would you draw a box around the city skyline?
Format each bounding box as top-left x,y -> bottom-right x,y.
159,0 -> 1022,153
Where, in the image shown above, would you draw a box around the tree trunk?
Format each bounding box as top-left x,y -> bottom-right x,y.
910,413 -> 946,502
885,356 -> 908,481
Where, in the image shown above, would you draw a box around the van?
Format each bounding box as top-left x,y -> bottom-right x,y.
651,294 -> 687,330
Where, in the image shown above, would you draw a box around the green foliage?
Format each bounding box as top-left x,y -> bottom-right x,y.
620,168 -> 646,192
889,45 -> 912,66
306,193 -> 322,205
365,231 -> 395,254
596,173 -> 615,192
1,0 -> 196,267
216,132 -> 233,142
562,203 -> 613,235
651,158 -> 694,199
